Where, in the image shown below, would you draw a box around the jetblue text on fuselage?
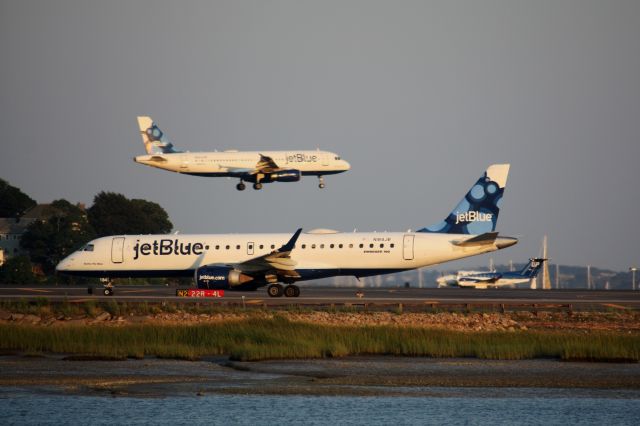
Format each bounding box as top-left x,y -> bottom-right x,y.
133,239 -> 205,260
455,211 -> 493,225
286,153 -> 318,164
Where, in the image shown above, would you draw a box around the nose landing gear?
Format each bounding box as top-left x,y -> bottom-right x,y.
318,175 -> 325,189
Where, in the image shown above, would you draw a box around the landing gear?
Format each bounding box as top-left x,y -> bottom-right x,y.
318,176 -> 325,189
284,285 -> 300,297
267,283 -> 283,297
236,181 -> 246,191
97,278 -> 114,296
253,182 -> 263,190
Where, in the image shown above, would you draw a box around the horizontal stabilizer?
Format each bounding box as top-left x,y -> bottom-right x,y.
452,232 -> 499,247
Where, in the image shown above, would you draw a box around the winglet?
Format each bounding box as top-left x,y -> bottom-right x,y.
278,228 -> 303,252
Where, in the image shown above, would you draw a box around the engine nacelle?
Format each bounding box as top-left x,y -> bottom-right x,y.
195,266 -> 254,289
268,169 -> 301,182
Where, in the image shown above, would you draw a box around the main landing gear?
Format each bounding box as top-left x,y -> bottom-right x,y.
318,175 -> 325,189
237,180 -> 263,191
267,284 -> 300,297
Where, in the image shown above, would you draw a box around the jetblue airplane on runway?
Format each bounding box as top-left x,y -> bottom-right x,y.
437,258 -> 547,289
133,116 -> 350,190
57,164 -> 517,297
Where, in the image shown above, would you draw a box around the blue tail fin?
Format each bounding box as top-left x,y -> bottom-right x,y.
519,258 -> 546,278
418,164 -> 510,235
137,116 -> 182,154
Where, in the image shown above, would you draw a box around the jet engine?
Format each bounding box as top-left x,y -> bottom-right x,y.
195,266 -> 254,289
267,170 -> 301,182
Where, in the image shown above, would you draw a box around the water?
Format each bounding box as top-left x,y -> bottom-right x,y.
2,387 -> 639,425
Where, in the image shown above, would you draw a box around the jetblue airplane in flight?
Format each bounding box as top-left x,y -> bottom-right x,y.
133,116 -> 350,190
437,258 -> 547,289
57,164 -> 517,297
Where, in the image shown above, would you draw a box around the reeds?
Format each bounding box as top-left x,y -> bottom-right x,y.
1,318 -> 638,362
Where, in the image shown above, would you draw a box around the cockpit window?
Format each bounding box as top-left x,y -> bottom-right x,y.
334,156 -> 341,160
83,244 -> 94,252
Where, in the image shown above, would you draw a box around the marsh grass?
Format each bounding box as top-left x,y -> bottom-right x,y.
0,318 -> 637,362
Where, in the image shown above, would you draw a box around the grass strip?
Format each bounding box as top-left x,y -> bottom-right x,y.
1,318 -> 638,362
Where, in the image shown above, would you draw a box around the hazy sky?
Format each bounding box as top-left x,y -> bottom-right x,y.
1,1 -> 639,271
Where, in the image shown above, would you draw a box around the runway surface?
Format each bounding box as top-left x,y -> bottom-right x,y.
1,285 -> 639,309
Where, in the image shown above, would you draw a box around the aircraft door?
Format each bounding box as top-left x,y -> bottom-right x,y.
403,235 -> 414,261
247,242 -> 254,256
321,154 -> 329,166
111,237 -> 125,263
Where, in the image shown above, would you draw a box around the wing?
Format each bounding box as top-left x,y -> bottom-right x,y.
225,154 -> 282,178
459,274 -> 501,284
230,228 -> 303,280
250,154 -> 281,174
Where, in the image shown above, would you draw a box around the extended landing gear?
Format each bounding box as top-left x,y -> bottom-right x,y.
89,279 -> 114,296
236,181 -> 246,191
318,176 -> 325,189
253,182 -> 263,190
267,284 -> 300,297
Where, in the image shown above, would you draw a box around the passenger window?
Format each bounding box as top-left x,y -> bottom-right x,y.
215,245 -> 220,250
390,243 -> 395,248
236,245 -> 240,250
330,244 -> 334,249
271,244 -> 275,249
312,244 -> 316,249
380,244 -> 384,248
338,244 -> 343,248
349,244 -> 353,248
259,244 -> 264,249
359,244 -> 363,248
302,244 -> 306,249
369,243 -> 374,248
225,245 -> 230,250
320,244 -> 325,249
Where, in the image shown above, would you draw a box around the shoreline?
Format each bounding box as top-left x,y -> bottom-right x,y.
1,355 -> 639,397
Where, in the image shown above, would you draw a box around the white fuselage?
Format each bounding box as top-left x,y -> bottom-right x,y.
57,230 -> 516,282
134,150 -> 350,177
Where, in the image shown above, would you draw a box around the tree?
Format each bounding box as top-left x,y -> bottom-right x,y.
20,200 -> 95,274
0,256 -> 36,284
88,191 -> 172,236
0,178 -> 36,217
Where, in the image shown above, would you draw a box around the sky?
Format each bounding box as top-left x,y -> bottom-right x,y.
1,0 -> 639,271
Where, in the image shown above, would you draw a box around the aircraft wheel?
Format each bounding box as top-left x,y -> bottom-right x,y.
236,182 -> 246,191
253,183 -> 263,190
267,284 -> 283,297
292,285 -> 300,297
318,183 -> 325,189
284,285 -> 298,298
103,287 -> 114,296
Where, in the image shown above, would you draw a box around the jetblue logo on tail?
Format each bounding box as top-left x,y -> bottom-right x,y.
418,164 -> 510,235
455,211 -> 493,225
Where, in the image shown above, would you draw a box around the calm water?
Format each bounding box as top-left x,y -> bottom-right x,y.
1,388 -> 639,425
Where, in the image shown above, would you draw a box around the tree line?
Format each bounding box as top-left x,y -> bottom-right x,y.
0,178 -> 172,284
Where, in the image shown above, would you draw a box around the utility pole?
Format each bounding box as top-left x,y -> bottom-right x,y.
631,267 -> 638,291
587,265 -> 592,290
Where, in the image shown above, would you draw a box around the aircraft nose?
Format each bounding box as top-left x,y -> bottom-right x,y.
495,236 -> 518,249
342,160 -> 351,171
56,256 -> 74,272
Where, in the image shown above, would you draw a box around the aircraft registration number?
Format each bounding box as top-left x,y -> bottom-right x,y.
176,289 -> 225,298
